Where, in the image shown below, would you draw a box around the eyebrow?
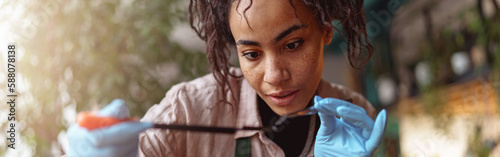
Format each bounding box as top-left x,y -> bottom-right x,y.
275,24 -> 307,42
236,40 -> 260,46
235,24 -> 308,46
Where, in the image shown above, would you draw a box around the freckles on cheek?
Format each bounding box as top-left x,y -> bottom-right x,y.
308,48 -> 322,66
298,50 -> 318,69
294,51 -> 321,79
242,69 -> 256,82
243,69 -> 263,93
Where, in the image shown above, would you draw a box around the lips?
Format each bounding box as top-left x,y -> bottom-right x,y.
267,90 -> 299,106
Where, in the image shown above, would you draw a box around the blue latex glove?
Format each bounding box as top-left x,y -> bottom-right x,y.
312,96 -> 387,157
67,99 -> 153,157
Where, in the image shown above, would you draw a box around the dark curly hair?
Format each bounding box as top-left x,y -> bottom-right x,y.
188,0 -> 373,104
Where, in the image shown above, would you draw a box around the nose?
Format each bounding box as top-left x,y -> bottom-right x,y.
263,56 -> 290,85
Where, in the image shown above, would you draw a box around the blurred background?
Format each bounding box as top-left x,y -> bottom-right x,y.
0,0 -> 499,156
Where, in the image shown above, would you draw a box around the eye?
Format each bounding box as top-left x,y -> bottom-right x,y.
285,39 -> 304,50
242,51 -> 261,60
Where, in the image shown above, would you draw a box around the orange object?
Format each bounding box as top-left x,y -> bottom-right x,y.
76,111 -> 133,130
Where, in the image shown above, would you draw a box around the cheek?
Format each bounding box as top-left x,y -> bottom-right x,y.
239,57 -> 263,88
293,45 -> 323,78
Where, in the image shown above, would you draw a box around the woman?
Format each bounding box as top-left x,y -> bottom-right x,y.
67,0 -> 386,156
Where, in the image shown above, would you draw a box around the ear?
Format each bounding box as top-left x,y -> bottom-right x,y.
322,26 -> 334,45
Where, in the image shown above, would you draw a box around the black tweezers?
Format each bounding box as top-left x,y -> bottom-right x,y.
153,124 -> 264,133
153,98 -> 353,133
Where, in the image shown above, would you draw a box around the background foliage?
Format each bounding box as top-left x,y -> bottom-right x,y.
0,0 -> 208,156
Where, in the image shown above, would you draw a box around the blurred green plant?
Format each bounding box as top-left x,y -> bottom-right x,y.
416,0 -> 500,130
413,1 -> 499,155
1,0 -> 208,156
416,6 -> 457,130
465,1 -> 500,106
467,125 -> 492,157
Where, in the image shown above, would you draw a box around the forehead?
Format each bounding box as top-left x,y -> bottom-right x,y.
232,0 -> 298,20
229,0 -> 316,41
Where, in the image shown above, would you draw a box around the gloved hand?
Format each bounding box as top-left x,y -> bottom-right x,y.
312,96 -> 387,157
67,99 -> 153,157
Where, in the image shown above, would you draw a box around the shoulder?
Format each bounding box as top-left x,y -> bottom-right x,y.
168,67 -> 244,97
141,68 -> 244,123
317,79 -> 376,119
317,79 -> 354,99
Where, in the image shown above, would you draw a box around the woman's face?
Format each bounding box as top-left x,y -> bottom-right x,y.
229,0 -> 333,115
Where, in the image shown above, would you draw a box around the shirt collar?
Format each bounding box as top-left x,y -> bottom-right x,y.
234,78 -> 261,139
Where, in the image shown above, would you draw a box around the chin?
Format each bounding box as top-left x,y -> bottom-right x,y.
269,100 -> 308,116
